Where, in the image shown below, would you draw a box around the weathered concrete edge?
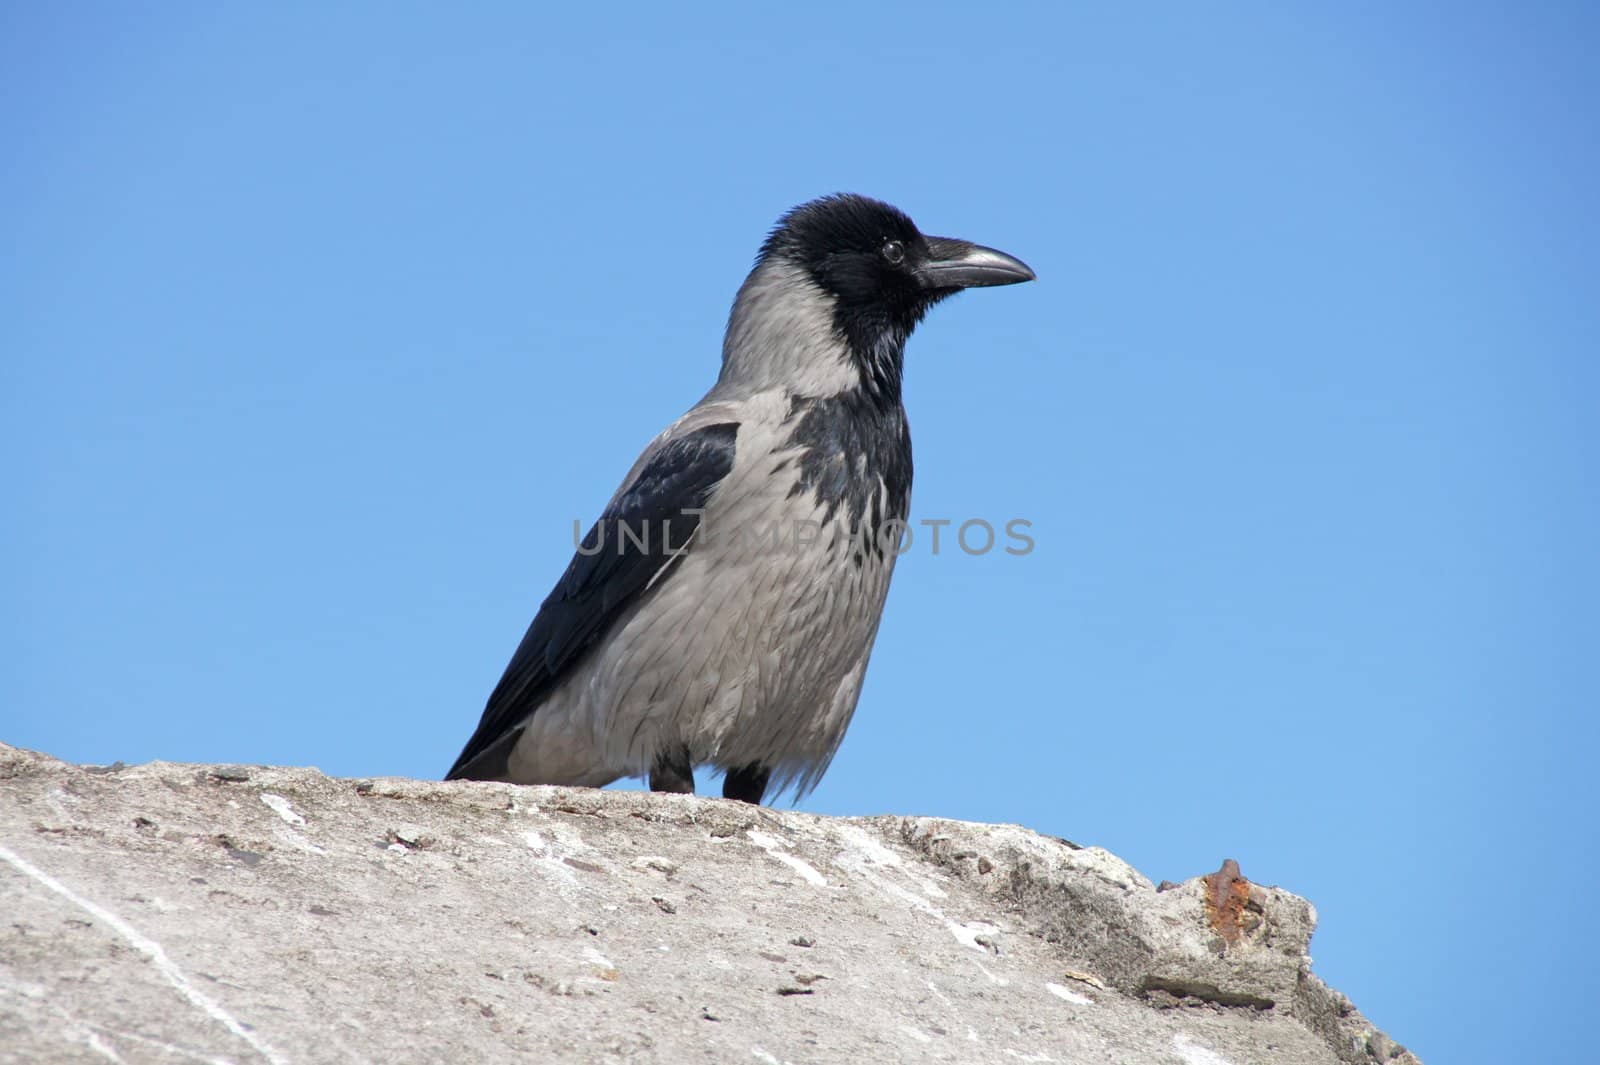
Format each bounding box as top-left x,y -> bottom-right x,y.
0,743 -> 1419,1064
894,820 -> 1416,1065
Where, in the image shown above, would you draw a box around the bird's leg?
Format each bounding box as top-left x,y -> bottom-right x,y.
722,764 -> 771,804
648,744 -> 695,794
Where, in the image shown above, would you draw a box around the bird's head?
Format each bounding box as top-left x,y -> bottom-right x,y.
728,193 -> 1035,401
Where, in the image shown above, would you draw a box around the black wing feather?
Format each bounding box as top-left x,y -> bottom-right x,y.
446,422 -> 739,779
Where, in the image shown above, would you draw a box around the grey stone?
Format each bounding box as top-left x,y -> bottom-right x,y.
0,743 -> 1420,1064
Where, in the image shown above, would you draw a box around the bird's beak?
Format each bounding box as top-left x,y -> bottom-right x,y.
917,237 -> 1036,290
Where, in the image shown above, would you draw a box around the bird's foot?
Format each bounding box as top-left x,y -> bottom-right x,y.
722,764 -> 771,805
648,745 -> 695,794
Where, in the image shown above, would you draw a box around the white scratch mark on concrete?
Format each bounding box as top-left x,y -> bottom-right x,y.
835,823 -> 947,898
91,1026 -> 232,1065
258,794 -> 304,826
974,959 -> 1010,986
1003,1050 -> 1055,1063
44,787 -> 78,821
1045,981 -> 1092,1005
77,1029 -> 124,1063
525,823 -> 610,882
747,831 -> 827,887
946,919 -> 999,952
9,986 -> 231,1065
836,829 -> 991,950
751,1049 -> 779,1065
0,844 -> 288,1065
582,945 -> 616,970
899,1026 -> 933,1043
521,830 -> 579,886
836,823 -> 902,866
1173,1033 -> 1237,1065
548,823 -> 589,852
873,870 -> 937,911
270,826 -> 325,856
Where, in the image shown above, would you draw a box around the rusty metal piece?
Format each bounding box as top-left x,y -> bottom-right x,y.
1203,858 -> 1253,946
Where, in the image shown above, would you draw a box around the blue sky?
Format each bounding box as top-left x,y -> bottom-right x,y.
4,4 -> 1595,1062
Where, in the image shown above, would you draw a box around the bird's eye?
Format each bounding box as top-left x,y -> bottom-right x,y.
882,240 -> 906,265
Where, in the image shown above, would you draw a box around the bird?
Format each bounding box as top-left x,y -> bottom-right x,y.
446,193 -> 1034,804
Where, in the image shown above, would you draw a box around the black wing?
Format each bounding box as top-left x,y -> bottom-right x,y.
446,422 -> 739,779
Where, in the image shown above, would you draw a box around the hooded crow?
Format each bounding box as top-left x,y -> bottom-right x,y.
447,193 -> 1034,803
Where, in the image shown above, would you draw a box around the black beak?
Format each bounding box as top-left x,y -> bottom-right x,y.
917,236 -> 1036,290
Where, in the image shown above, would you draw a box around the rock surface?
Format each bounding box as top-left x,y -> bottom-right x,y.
0,743 -> 1418,1064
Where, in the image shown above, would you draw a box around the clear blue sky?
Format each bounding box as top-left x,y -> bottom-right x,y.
4,5 -> 1595,1062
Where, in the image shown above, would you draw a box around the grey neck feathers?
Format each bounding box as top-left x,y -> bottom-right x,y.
716,260 -> 864,399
